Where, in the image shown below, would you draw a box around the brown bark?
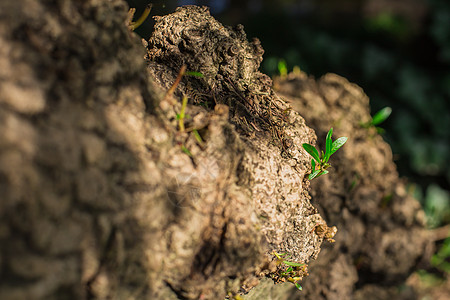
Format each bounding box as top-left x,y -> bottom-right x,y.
0,2 -> 430,300
0,2 -> 320,299
273,73 -> 431,299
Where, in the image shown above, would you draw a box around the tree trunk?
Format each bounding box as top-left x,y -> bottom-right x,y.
0,2 -> 430,300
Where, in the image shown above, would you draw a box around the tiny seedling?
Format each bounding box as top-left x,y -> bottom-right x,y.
278,59 -> 288,78
176,96 -> 189,132
176,96 -> 193,156
184,71 -> 204,78
361,106 -> 392,133
176,96 -> 206,156
167,66 -> 205,157
180,144 -> 192,157
272,252 -> 307,291
431,236 -> 450,273
302,128 -> 347,180
192,129 -> 205,147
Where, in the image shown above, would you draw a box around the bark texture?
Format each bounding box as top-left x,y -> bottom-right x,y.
0,2 -> 325,299
243,72 -> 432,299
0,1 -> 431,300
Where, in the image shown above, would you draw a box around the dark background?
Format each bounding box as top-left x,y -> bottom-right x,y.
127,0 -> 450,255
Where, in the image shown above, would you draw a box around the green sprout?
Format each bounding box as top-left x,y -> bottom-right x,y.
192,129 -> 205,147
278,59 -> 288,78
183,71 -> 204,78
272,252 -> 307,291
176,96 -> 206,156
176,96 -> 189,132
302,128 -> 347,180
431,235 -> 450,273
180,144 -> 192,157
361,106 -> 392,133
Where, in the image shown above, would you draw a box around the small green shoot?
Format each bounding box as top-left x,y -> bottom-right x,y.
278,59 -> 288,78
272,252 -> 307,291
180,144 -> 192,157
177,96 -> 188,132
361,106 -> 392,133
431,235 -> 450,273
184,71 -> 204,78
177,96 -> 192,156
371,107 -> 392,126
192,129 -> 204,147
302,128 -> 347,180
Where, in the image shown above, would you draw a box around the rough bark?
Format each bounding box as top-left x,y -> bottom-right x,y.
0,1 -> 431,300
244,72 -> 432,299
0,2 -> 324,299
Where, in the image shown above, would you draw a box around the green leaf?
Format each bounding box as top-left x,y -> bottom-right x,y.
181,145 -> 192,157
278,59 -> 287,77
192,129 -> 204,146
302,144 -> 320,163
176,114 -> 191,120
294,282 -> 303,291
371,107 -> 392,126
281,266 -> 293,275
281,267 -> 294,276
313,170 -> 329,179
283,261 -> 305,267
308,169 -> 321,180
376,127 -> 386,134
273,252 -> 286,260
325,128 -> 333,161
184,71 -> 204,78
311,159 -> 316,171
330,137 -> 348,155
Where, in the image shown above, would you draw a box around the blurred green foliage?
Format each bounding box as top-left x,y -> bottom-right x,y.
431,235 -> 450,273
410,183 -> 450,228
